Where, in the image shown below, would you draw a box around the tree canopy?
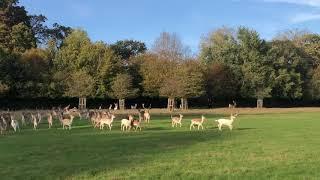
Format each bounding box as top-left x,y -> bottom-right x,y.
1,1 -> 320,108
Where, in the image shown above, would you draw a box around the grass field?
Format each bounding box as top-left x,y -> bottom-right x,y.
1,110 -> 320,179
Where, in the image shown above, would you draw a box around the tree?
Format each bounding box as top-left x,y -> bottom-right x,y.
29,14 -> 48,44
64,70 -> 95,109
0,0 -> 36,53
110,40 -> 146,60
0,81 -> 9,96
11,22 -> 36,53
18,48 -> 51,97
47,23 -> 72,48
177,60 -> 205,109
267,40 -> 310,99
108,73 -> 138,110
152,31 -> 190,61
237,27 -> 274,107
54,29 -> 121,97
54,29 -> 91,71
159,77 -> 183,111
205,63 -> 240,105
139,54 -> 176,97
311,66 -> 320,98
200,27 -> 239,65
110,40 -> 147,93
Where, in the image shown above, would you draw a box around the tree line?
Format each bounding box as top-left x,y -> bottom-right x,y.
1,0 -> 320,109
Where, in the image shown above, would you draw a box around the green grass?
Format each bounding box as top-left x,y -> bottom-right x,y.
1,112 -> 320,179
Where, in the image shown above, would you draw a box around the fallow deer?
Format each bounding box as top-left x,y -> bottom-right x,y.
190,115 -> 206,130
171,114 -> 183,128
215,114 -> 238,131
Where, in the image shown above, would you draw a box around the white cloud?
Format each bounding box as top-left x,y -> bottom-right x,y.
264,0 -> 320,7
290,13 -> 320,23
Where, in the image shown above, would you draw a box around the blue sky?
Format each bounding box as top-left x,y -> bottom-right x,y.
20,0 -> 320,52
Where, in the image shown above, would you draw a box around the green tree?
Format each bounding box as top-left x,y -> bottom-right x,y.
0,0 -> 36,53
200,27 -> 239,65
11,22 -> 36,53
177,60 -> 205,109
108,73 -> 138,110
12,48 -> 50,97
267,40 -> 310,99
237,27 -> 274,107
0,81 -> 9,96
54,29 -> 121,97
205,63 -> 240,103
64,70 -> 95,108
110,40 -> 146,60
139,54 -> 176,97
311,66 -> 320,98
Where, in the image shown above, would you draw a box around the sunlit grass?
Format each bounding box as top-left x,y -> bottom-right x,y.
1,112 -> 320,179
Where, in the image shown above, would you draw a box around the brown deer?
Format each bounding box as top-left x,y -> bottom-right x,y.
190,115 -> 206,130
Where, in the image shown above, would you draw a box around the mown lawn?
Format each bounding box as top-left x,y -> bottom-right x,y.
1,112 -> 320,179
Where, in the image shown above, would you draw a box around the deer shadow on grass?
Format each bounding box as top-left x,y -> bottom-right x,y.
0,128 -> 232,179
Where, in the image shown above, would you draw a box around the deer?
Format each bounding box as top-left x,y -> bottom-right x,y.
131,104 -> 137,109
108,104 -> 113,110
121,115 -> 134,131
228,100 -> 237,109
144,109 -> 151,123
99,114 -> 116,130
20,113 -> 26,126
1,113 -> 10,129
31,114 -> 38,130
171,114 -> 183,128
37,111 -> 42,124
47,113 -> 53,129
61,115 -> 75,130
89,111 -> 101,128
114,103 -> 118,111
215,113 -> 238,131
10,115 -> 20,132
0,121 -> 4,135
190,115 -> 206,130
131,117 -> 142,131
1,115 -> 8,131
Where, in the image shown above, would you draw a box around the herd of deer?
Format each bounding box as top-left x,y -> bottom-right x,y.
0,104 -> 239,135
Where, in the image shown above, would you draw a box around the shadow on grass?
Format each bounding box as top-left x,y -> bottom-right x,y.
0,128 -> 230,179
237,128 -> 256,131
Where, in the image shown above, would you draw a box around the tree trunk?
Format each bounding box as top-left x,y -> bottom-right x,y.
180,98 -> 188,110
167,98 -> 175,112
257,98 -> 263,108
119,99 -> 125,110
79,97 -> 86,110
